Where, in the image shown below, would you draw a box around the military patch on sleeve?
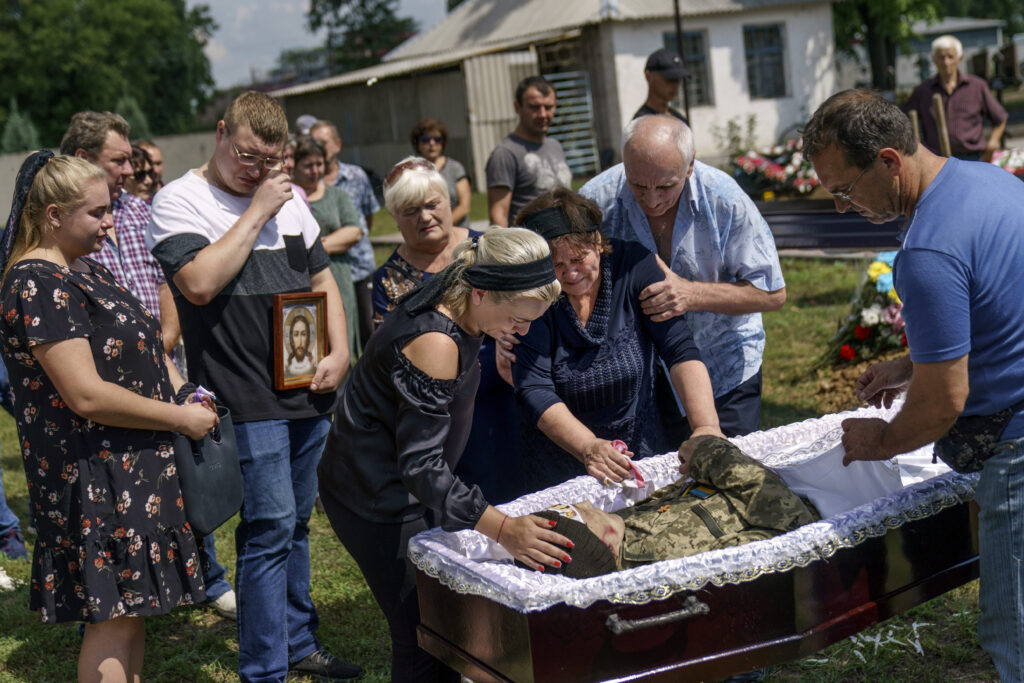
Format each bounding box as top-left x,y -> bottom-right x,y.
684,484 -> 717,500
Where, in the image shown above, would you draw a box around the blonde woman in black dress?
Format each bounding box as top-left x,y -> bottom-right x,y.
0,152 -> 217,682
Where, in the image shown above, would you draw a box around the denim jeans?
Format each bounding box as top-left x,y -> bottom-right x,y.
199,532 -> 232,601
0,357 -> 20,536
975,437 -> 1024,682
233,415 -> 330,683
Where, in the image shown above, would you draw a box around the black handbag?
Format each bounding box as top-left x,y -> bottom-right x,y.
173,403 -> 243,537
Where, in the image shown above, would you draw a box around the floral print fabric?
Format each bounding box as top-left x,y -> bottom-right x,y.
0,259 -> 205,623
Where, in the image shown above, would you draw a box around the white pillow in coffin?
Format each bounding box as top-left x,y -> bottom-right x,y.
774,443 -> 903,518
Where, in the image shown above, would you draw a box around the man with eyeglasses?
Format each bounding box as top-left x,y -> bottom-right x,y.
580,114 -> 786,441
147,91 -> 362,683
803,89 -> 1024,682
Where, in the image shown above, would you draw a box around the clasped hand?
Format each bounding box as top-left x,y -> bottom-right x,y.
582,438 -> 634,483
178,395 -> 219,440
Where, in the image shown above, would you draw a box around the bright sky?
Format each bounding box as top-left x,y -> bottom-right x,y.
192,0 -> 447,88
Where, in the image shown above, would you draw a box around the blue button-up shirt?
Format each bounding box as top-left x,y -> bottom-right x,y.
580,161 -> 784,397
334,162 -> 380,282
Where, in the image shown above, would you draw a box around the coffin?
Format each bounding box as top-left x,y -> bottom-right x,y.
410,405 -> 979,682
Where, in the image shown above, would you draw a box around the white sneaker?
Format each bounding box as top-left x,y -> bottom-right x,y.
208,590 -> 237,620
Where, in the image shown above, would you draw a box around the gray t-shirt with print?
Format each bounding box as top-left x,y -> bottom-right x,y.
485,134 -> 572,223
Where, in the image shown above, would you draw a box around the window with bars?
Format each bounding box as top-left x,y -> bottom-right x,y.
662,31 -> 712,106
743,24 -> 787,98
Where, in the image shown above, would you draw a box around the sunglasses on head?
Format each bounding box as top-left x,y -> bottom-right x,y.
385,158 -> 434,187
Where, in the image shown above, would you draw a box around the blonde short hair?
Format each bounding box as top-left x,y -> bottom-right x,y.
383,156 -> 450,215
223,91 -> 289,146
931,35 -> 963,60
5,156 -> 106,278
442,227 -> 561,317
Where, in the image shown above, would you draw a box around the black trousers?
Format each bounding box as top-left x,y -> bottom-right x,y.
318,484 -> 460,683
658,366 -> 763,443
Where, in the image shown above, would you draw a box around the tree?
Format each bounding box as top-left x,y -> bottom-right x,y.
1,98 -> 40,153
307,0 -> 418,74
115,94 -> 152,140
942,0 -> 1024,37
833,0 -> 944,90
0,0 -> 217,145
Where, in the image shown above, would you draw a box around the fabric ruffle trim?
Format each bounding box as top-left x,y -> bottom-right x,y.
409,402 -> 974,613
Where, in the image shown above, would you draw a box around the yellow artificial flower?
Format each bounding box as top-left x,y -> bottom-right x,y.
888,288 -> 901,304
867,260 -> 892,282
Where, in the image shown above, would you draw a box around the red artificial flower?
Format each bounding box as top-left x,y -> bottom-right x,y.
840,344 -> 856,361
854,325 -> 870,340
901,332 -> 908,346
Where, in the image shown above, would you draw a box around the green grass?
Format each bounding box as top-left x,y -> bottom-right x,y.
0,255 -> 995,681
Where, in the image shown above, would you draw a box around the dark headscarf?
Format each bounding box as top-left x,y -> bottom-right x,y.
402,235 -> 556,315
1,150 -> 55,276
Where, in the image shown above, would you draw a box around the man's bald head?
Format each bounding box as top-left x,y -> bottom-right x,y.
622,114 -> 694,172
621,115 -> 695,220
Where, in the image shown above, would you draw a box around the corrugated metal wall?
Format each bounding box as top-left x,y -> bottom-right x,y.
464,50 -> 539,191
281,68 -> 471,186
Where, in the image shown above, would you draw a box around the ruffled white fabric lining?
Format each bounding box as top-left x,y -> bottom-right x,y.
408,402 -> 976,613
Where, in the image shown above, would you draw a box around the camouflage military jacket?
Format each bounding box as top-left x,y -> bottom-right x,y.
618,437 -> 818,568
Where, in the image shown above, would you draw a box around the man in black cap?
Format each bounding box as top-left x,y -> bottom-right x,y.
633,48 -> 689,123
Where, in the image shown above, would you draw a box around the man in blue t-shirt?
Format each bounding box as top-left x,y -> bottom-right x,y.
803,89 -> 1024,681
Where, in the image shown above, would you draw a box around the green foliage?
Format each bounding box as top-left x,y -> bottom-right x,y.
1,98 -> 40,154
943,0 -> 1024,36
307,0 -> 418,73
447,0 -> 467,10
711,114 -> 758,159
115,94 -> 152,140
0,0 -> 216,145
833,0 -> 944,88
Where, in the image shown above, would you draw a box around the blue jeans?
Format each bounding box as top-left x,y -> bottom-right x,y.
976,437 -> 1024,682
200,532 -> 232,601
0,357 -> 20,536
233,415 -> 330,683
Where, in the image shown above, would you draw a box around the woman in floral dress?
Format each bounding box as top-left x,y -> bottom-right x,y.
0,153 -> 218,681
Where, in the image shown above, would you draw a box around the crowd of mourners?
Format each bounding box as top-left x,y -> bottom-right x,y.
1,37 -> 1024,683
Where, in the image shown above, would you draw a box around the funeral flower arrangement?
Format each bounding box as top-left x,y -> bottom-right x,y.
990,148 -> 1024,177
734,138 -> 820,195
821,252 -> 906,366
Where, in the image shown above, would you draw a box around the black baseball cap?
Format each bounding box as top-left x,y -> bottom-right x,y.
645,48 -> 689,80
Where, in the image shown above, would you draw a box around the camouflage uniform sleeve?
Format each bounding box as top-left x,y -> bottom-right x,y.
689,437 -> 818,532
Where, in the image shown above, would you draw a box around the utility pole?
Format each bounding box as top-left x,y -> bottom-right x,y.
673,0 -> 691,123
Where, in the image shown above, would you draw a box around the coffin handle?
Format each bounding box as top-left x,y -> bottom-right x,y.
605,595 -> 710,635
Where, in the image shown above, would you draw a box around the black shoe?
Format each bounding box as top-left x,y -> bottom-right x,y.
288,649 -> 364,682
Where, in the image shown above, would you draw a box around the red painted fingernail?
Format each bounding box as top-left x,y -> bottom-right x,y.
548,520 -> 557,527
563,554 -> 572,563
567,541 -> 575,549
537,565 -> 545,572
553,560 -> 561,568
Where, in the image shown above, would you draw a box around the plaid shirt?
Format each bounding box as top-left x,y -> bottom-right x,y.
91,191 -> 165,321
333,162 -> 379,281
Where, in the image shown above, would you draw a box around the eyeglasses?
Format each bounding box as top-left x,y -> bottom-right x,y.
225,126 -> 283,169
830,159 -> 874,204
384,158 -> 434,187
133,169 -> 153,182
419,135 -> 444,145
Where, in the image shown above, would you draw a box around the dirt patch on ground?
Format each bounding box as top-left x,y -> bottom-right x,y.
811,350 -> 907,415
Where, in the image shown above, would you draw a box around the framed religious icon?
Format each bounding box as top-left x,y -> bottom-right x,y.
273,291 -> 328,391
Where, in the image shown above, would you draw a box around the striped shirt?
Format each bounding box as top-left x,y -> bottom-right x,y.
91,191 -> 165,321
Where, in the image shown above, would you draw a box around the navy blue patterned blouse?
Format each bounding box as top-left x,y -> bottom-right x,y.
513,238 -> 702,490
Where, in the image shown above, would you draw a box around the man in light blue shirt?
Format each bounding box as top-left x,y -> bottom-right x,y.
580,115 -> 785,437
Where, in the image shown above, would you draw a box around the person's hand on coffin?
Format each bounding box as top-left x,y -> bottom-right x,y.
582,437 -> 635,483
840,417 -> 893,465
677,433 -> 719,477
856,355 -> 913,408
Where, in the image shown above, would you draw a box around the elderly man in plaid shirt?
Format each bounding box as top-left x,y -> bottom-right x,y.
59,111 -> 238,622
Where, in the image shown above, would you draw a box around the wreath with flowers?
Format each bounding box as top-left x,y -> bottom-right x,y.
733,138 -> 820,197
820,251 -> 906,367
990,149 -> 1024,177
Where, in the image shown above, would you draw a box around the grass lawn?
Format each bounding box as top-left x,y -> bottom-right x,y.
0,254 -> 996,681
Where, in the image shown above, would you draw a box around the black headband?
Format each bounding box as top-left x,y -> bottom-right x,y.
463,256 -> 555,292
1,150 -> 55,277
521,205 -> 599,242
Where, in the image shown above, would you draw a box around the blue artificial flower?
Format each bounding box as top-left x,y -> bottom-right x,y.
876,251 -> 898,266
876,271 -> 893,294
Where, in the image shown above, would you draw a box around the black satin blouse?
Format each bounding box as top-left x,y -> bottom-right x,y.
318,305 -> 487,530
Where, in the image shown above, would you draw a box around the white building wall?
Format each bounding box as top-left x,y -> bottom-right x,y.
607,4 -> 835,161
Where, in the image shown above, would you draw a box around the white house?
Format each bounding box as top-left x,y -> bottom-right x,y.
272,0 -> 837,186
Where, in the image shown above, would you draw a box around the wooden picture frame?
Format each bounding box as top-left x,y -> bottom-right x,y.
273,291 -> 328,391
